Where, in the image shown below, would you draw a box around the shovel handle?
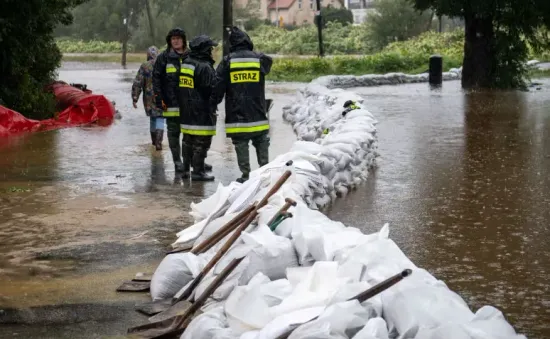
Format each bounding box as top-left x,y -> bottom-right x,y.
275,269 -> 413,339
352,269 -> 412,303
191,204 -> 256,254
266,197 -> 297,226
175,170 -> 292,303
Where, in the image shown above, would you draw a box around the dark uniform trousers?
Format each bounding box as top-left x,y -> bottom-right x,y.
231,133 -> 270,178
166,117 -> 181,165
182,135 -> 212,172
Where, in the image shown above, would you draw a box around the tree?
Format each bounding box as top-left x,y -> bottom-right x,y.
367,0 -> 434,51
410,0 -> 550,89
0,0 -> 88,119
321,6 -> 353,27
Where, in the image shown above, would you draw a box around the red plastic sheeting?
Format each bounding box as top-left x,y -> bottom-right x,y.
0,83 -> 115,137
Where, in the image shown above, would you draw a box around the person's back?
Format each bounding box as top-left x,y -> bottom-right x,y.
132,46 -> 164,150
178,35 -> 218,181
213,26 -> 273,183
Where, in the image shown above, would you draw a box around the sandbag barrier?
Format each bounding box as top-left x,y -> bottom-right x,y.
138,82 -> 527,339
311,69 -> 462,89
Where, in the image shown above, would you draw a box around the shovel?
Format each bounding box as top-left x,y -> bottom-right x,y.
149,199 -> 297,320
127,170 -> 293,337
126,256 -> 245,339
275,268 -> 413,339
174,169 -> 292,303
133,205 -> 257,315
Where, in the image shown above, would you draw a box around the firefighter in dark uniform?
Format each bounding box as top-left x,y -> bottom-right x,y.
153,27 -> 213,174
178,35 -> 218,181
213,26 -> 273,183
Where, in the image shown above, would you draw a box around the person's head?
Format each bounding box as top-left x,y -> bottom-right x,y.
189,35 -> 218,58
146,46 -> 159,61
229,26 -> 254,52
166,27 -> 187,51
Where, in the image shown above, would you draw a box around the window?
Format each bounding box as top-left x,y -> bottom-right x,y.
298,0 -> 302,9
310,0 -> 314,9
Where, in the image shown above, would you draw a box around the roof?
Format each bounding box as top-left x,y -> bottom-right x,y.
267,0 -> 296,10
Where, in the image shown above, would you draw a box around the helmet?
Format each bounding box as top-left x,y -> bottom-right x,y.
166,27 -> 187,48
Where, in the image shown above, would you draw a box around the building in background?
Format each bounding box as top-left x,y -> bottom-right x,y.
345,0 -> 375,24
235,0 -> 345,26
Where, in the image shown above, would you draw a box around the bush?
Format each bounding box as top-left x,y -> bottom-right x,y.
56,38 -> 135,53
268,52 -> 463,82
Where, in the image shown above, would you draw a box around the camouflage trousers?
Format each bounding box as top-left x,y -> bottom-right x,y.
166,117 -> 181,165
231,133 -> 270,178
182,134 -> 213,172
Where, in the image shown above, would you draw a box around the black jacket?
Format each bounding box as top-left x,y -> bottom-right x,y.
178,48 -> 217,136
213,28 -> 273,138
152,48 -> 187,117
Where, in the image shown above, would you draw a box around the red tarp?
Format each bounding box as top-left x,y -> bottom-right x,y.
0,82 -> 115,137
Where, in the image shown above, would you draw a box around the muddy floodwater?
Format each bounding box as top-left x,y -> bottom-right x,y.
1,62 -> 549,338
327,80 -> 550,339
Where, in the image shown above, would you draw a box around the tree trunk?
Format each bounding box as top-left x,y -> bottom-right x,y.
145,0 -> 155,44
461,14 -> 495,89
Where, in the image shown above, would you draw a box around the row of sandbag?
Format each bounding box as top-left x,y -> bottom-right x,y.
310,70 -> 462,89
282,84 -> 379,207
181,217 -> 526,339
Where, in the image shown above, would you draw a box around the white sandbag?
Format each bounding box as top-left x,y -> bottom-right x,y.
413,306 -> 527,339
150,252 -> 204,301
189,183 -> 233,222
288,300 -> 370,339
352,317 -> 389,339
290,140 -> 325,155
180,307 -> 237,339
242,306 -> 326,339
238,225 -> 299,283
382,285 -> 475,338
192,212 -> 240,248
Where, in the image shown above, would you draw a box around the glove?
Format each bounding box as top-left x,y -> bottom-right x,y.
161,100 -> 167,111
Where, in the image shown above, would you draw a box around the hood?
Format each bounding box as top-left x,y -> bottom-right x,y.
229,26 -> 254,52
166,27 -> 187,50
189,35 -> 218,63
146,46 -> 159,61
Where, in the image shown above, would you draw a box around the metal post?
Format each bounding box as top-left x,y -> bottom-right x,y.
315,0 -> 324,57
276,0 -> 279,27
223,0 -> 233,57
122,0 -> 130,67
429,54 -> 443,86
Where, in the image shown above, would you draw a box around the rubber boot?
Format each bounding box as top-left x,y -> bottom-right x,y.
154,129 -> 163,151
204,163 -> 213,172
150,132 -> 156,145
191,154 -> 215,182
181,145 -> 192,179
236,175 -> 249,184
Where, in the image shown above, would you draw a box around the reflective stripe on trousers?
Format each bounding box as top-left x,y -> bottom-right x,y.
163,107 -> 179,117
225,120 -> 269,134
180,124 -> 216,136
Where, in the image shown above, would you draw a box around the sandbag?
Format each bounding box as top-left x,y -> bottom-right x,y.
180,307 -> 237,339
150,252 -> 204,301
413,306 -> 527,339
352,317 -> 389,339
288,300 -> 370,339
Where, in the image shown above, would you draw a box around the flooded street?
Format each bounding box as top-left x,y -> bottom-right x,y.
0,62 -> 300,338
327,80 -> 550,338
1,61 -> 549,339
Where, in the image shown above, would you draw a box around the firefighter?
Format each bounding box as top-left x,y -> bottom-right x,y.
212,26 -> 273,183
178,35 -> 218,181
